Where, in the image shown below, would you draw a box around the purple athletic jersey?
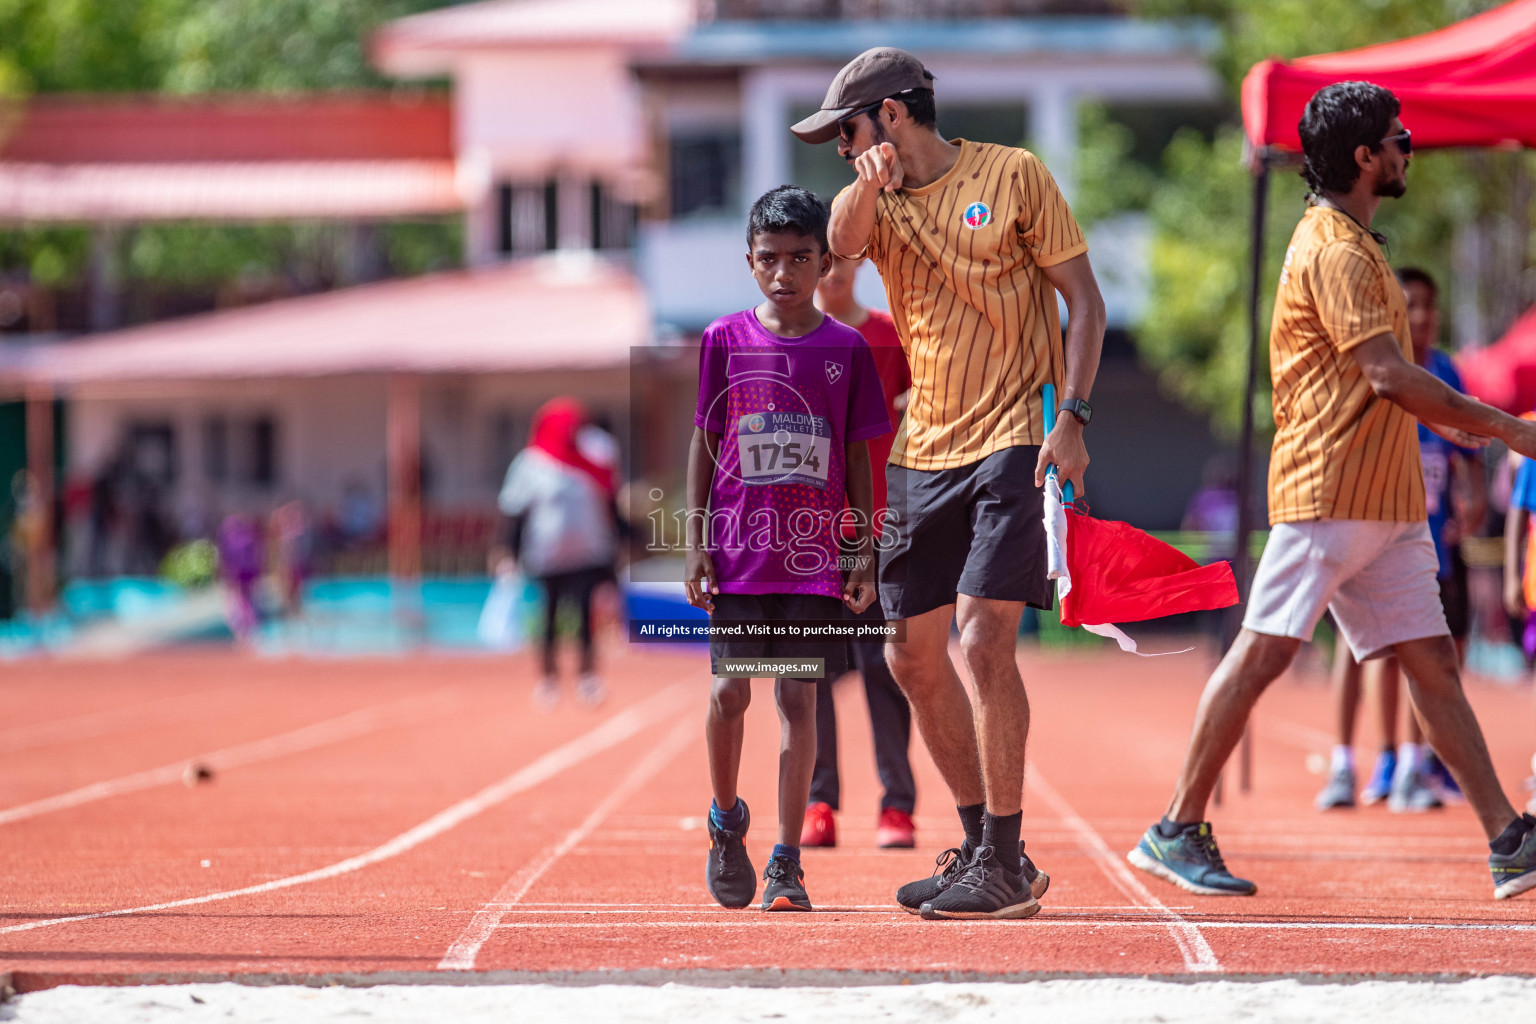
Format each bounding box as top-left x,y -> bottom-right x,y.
694,309 -> 890,597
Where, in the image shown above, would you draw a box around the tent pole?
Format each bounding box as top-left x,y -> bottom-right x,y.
1233,161 -> 1270,797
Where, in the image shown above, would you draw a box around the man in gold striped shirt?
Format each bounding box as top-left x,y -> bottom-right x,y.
794,46 -> 1108,919
1129,81 -> 1536,901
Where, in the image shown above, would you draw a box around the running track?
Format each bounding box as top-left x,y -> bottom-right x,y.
2,643 -> 1534,991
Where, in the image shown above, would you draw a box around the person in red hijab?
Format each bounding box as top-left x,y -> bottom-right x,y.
494,397 -> 622,708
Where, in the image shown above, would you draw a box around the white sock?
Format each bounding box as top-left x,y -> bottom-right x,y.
1330,745 -> 1354,774
1397,742 -> 1420,776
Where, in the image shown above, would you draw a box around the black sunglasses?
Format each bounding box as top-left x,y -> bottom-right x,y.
1381,129 -> 1412,155
837,100 -> 886,144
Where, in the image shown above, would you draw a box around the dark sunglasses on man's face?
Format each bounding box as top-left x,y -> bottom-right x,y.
838,101 -> 885,144
1381,129 -> 1412,156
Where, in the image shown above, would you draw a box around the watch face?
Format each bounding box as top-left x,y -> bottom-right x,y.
1062,399 -> 1091,425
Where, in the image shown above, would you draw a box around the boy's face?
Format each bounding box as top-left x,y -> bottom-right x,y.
747,230 -> 831,312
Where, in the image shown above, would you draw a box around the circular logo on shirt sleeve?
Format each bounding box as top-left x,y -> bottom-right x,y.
963,202 -> 991,229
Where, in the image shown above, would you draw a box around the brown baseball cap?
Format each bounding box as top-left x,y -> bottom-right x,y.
790,47 -> 935,145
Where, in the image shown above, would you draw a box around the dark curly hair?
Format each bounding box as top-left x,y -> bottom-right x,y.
1298,81 -> 1400,194
747,185 -> 829,252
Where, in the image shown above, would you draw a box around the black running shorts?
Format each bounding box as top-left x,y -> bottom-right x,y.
878,445 -> 1051,620
708,592 -> 849,678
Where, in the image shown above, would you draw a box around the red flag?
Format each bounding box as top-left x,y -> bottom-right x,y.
1058,506 -> 1238,629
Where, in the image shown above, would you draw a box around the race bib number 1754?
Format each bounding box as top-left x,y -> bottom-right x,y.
736,410 -> 831,489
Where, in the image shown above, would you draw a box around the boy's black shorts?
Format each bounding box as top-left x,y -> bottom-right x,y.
1440,547 -> 1470,641
709,592 -> 848,678
878,445 -> 1052,620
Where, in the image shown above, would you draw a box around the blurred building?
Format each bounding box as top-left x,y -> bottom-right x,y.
1,0 -> 1230,590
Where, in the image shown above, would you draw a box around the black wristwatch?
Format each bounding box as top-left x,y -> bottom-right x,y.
1058,397 -> 1092,426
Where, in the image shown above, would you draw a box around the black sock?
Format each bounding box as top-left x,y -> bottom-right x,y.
982,812 -> 1023,874
1156,816 -> 1195,840
957,802 -> 985,847
1490,814 -> 1534,856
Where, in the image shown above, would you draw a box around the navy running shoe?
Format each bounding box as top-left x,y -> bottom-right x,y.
1422,752 -> 1465,804
1128,821 -> 1256,896
1492,813 -> 1536,901
918,844 -> 1040,920
761,855 -> 812,911
705,799 -> 755,909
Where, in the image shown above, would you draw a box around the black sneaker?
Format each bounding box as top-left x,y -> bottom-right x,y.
705,799 -> 755,909
918,844 -> 1041,920
1021,842 -> 1051,902
761,855 -> 812,911
1491,812 -> 1536,901
897,840 -> 1048,914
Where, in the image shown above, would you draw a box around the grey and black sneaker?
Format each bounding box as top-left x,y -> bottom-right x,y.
1388,763 -> 1442,813
1127,821 -> 1256,896
705,799 -> 755,909
1491,813 -> 1536,901
918,844 -> 1040,920
761,855 -> 812,912
897,841 -> 1048,914
1315,766 -> 1357,810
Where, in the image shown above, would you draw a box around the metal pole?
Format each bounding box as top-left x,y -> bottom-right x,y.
1234,161 -> 1271,796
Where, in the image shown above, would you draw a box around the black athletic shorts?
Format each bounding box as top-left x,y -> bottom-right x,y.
708,592 -> 849,678
878,445 -> 1051,620
1439,546 -> 1470,641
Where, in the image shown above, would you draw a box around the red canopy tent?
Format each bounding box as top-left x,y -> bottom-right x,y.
1461,306 -> 1536,414
1242,0 -> 1536,153
1223,0 -> 1536,626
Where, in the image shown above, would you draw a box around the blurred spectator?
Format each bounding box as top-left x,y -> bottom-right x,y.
1182,456 -> 1240,562
216,512 -> 264,642
338,478 -> 383,547
495,397 -> 620,710
272,499 -> 315,617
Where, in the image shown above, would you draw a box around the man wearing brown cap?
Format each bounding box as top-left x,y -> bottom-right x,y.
793,47 -> 1107,919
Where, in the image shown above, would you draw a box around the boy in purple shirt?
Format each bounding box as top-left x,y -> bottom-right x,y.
685,186 -> 890,911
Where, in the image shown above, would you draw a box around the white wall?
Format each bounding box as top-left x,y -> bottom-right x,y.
65,370 -> 632,527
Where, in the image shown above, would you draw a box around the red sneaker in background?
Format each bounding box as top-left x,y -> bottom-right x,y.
801,802 -> 836,847
877,807 -> 916,849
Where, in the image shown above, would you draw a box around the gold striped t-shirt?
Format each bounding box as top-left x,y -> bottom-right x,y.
837,140 -> 1088,471
1267,205 -> 1424,524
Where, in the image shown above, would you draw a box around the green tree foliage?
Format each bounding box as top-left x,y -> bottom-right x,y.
1115,0 -> 1530,435
0,1 -> 460,319
151,0 -> 447,94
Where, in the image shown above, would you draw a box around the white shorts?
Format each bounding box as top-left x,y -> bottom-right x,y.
1243,519 -> 1448,660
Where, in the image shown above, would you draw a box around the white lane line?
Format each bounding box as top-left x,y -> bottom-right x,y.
1027,762 -> 1221,974
1262,718 -> 1333,752
0,690 -> 240,755
0,684 -> 689,936
487,919 -> 1536,933
439,713 -> 698,970
494,905 -> 1188,914
0,689 -> 467,827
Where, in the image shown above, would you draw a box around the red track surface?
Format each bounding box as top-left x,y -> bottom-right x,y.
2,643 -> 1534,990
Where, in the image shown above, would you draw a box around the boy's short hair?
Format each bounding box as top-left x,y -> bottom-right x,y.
747,185 -> 829,253
1396,266 -> 1438,300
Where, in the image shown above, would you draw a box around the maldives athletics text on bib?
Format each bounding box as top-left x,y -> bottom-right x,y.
735,410 -> 831,489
